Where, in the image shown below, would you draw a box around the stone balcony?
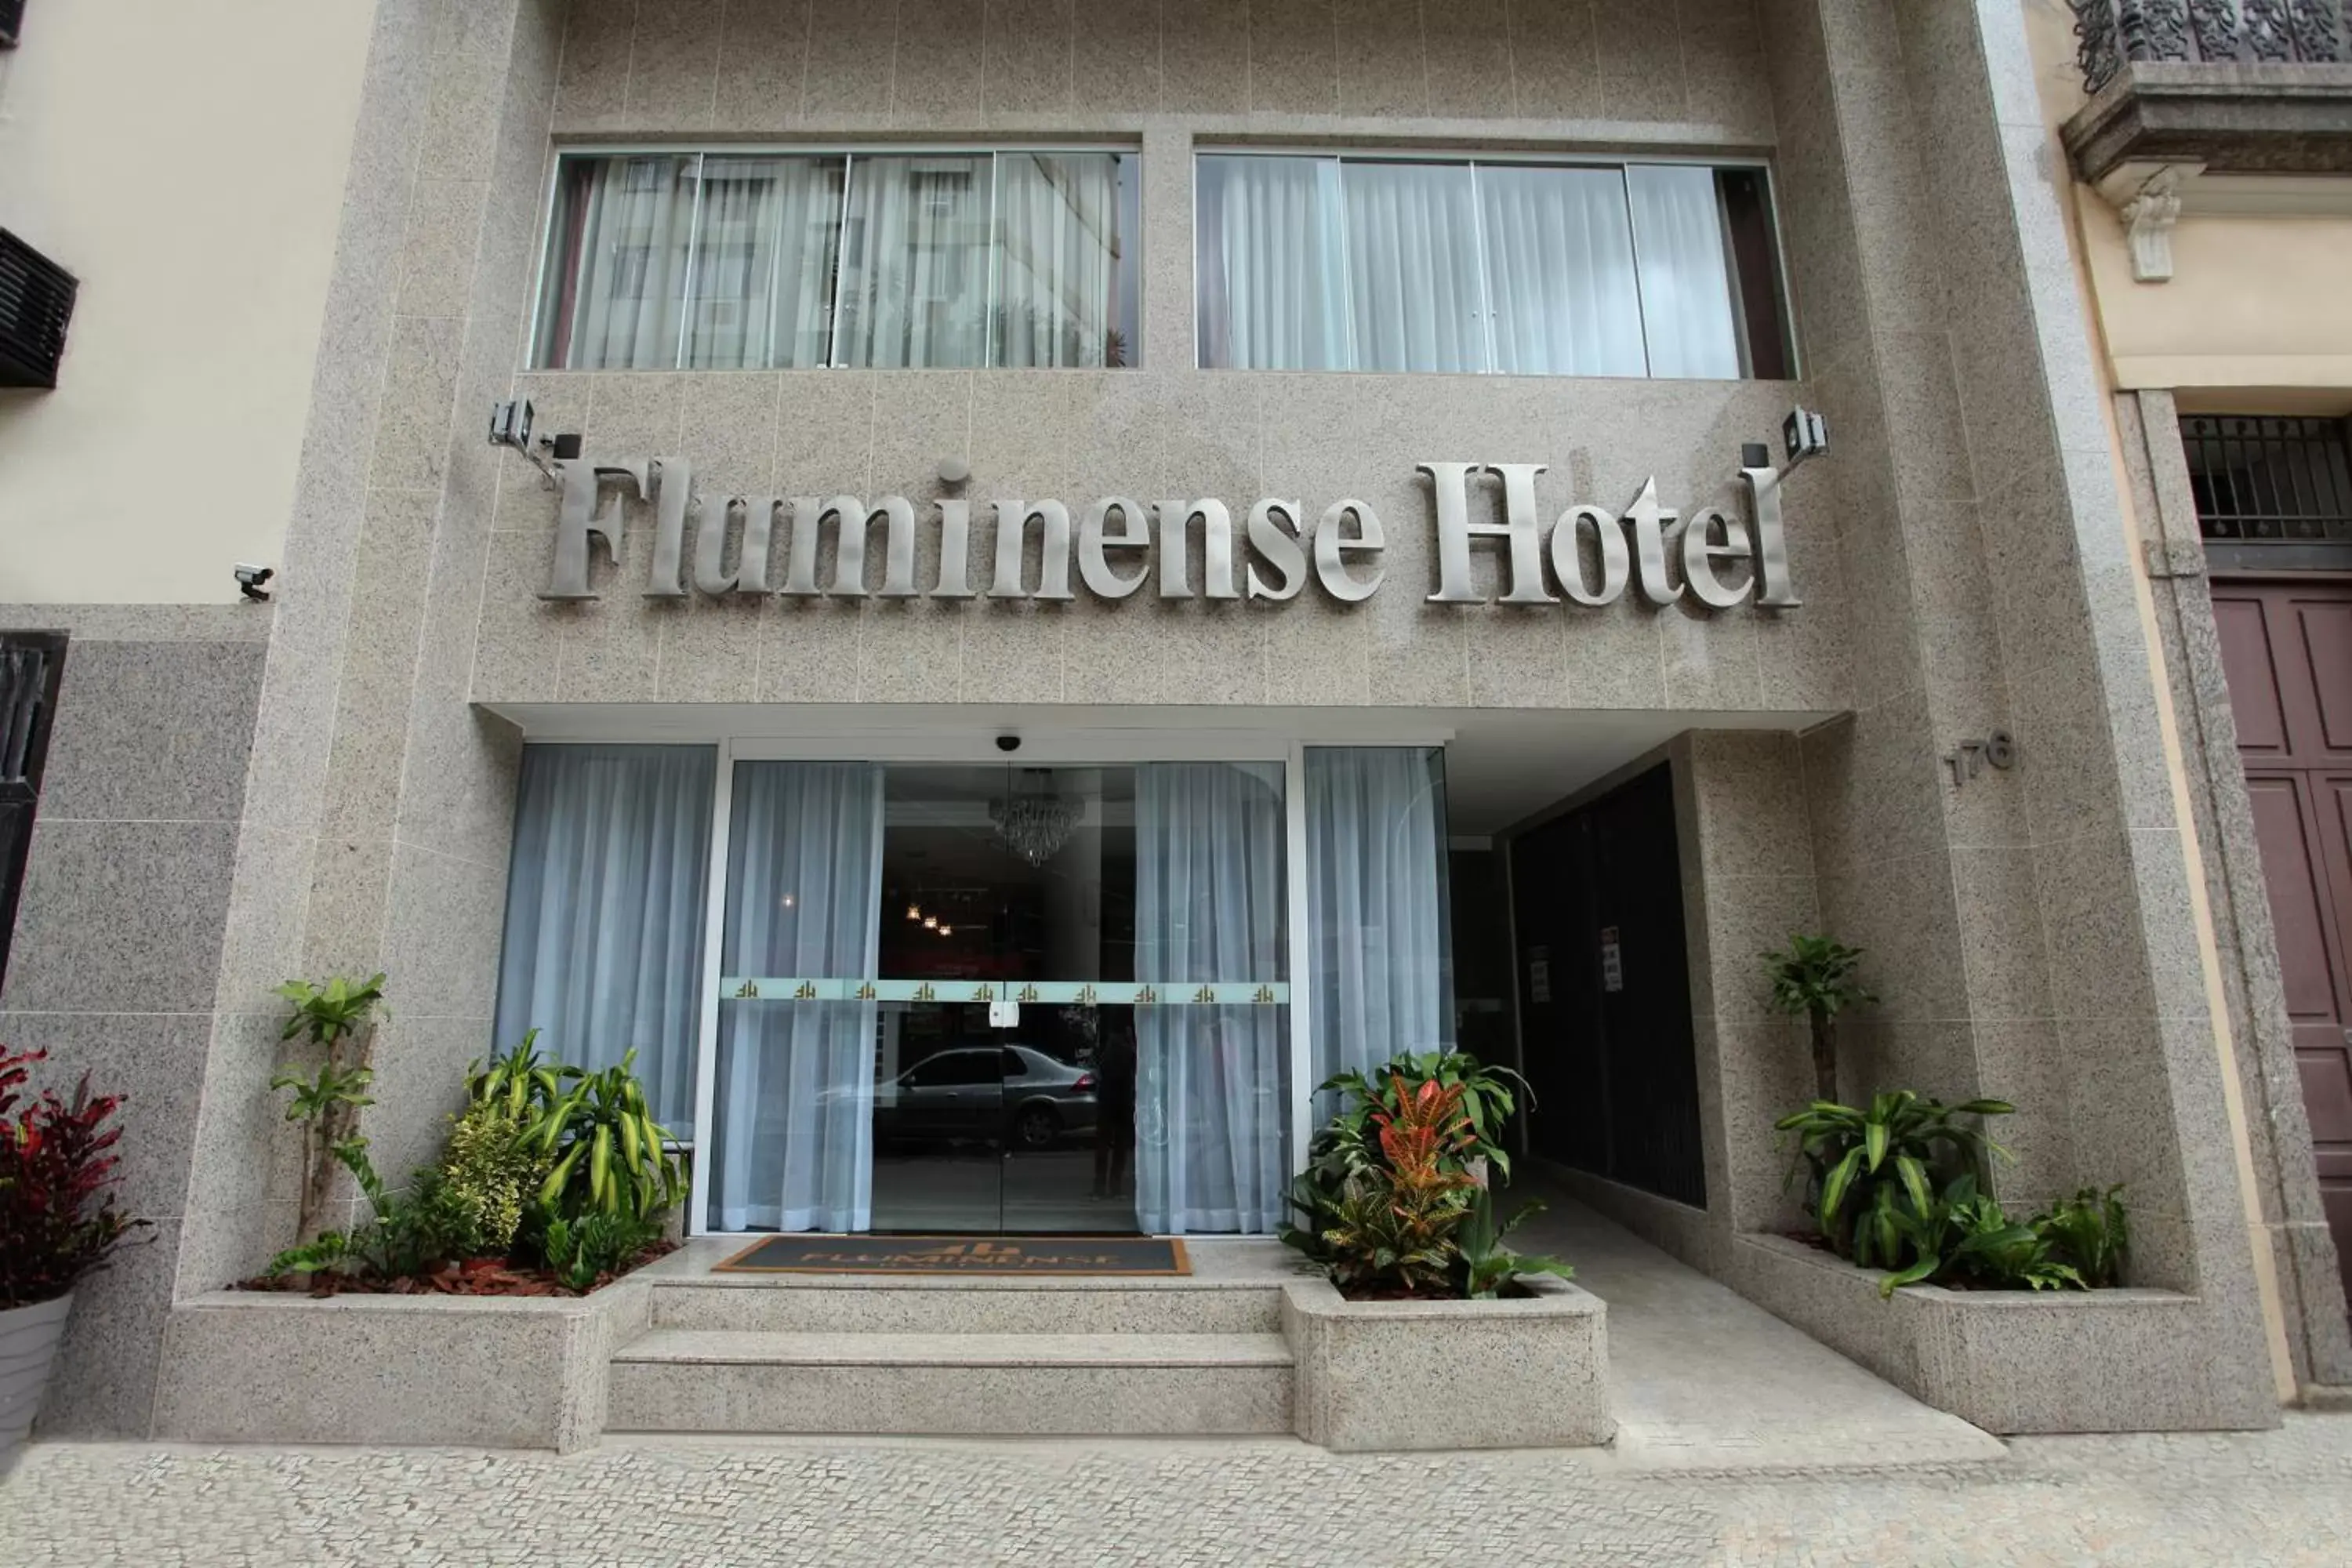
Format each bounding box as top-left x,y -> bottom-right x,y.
2063,2 -> 2352,184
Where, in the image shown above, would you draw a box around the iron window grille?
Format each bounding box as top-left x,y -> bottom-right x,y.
0,632 -> 67,998
0,229 -> 78,388
2182,415 -> 2352,544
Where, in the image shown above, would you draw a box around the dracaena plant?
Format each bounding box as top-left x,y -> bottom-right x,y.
1,1046 -> 151,1308
270,973 -> 389,1244
1775,1090 -> 2013,1269
518,1049 -> 683,1223
1878,1174 -> 2086,1298
1761,935 -> 1875,1103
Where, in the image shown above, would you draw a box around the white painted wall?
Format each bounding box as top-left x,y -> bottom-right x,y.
0,0 -> 376,603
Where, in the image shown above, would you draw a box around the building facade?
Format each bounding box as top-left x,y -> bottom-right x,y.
2,0 -> 2342,1439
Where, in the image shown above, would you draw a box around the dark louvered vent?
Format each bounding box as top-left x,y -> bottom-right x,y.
0,0 -> 22,49
0,230 -> 77,388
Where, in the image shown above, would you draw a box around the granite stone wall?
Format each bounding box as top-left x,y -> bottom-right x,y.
0,604 -> 269,1436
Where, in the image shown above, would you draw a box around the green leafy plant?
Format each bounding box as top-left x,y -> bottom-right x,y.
1283,1065 -> 1572,1299
437,1105 -> 549,1258
538,1210 -> 662,1292
263,1139 -> 463,1283
270,973 -> 389,1243
1775,1090 -> 2013,1267
1878,1174 -> 2085,1298
1761,935 -> 1875,1102
519,1049 -> 683,1222
1454,1186 -> 1577,1301
433,1032 -> 561,1256
2031,1185 -> 2130,1288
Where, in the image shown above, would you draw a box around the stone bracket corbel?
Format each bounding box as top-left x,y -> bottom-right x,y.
2095,161 -> 2205,284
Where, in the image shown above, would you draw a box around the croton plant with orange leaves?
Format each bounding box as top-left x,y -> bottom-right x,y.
1281,1051 -> 1573,1300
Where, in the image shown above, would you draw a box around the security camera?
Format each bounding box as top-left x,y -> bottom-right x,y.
995,734 -> 1022,753
234,564 -> 274,603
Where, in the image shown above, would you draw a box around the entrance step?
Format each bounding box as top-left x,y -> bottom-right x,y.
644,1279 -> 1283,1335
608,1330 -> 1295,1436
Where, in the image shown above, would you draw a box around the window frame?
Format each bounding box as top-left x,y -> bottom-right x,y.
529,142 -> 1145,372
1188,146 -> 1798,381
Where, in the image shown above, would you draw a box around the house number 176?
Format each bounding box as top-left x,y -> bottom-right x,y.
1944,729 -> 2016,787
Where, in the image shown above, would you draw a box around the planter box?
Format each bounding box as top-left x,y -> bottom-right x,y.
1279,1276 -> 1611,1451
151,1282 -> 650,1453
1,1293 -> 74,1471
1728,1232 -> 2226,1433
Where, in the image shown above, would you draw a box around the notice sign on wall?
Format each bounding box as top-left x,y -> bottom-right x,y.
1600,927 -> 1624,993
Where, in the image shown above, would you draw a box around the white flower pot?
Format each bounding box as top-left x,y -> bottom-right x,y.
0,1292 -> 74,1470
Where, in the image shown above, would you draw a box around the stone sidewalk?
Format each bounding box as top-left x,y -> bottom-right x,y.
5,1415 -> 2350,1566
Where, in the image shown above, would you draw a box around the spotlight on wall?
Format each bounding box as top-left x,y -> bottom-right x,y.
488,397 -> 576,488
233,563 -> 274,603
1781,406 -> 1829,470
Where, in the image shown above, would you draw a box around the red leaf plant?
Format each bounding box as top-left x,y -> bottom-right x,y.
0,1047 -> 150,1309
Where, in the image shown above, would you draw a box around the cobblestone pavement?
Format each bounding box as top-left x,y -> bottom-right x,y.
5,1414 -> 2350,1566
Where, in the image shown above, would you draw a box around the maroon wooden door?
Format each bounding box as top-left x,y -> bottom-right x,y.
2213,577 -> 2352,1308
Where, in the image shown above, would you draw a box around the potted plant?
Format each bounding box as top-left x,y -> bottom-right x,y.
1,1047 -> 146,1468
1277,1054 -> 1608,1450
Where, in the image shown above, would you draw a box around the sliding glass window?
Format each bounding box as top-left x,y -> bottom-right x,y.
1196,154 -> 1791,380
535,149 -> 1142,370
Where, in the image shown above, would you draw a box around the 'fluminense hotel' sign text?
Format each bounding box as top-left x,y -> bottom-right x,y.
540,459 -> 1802,612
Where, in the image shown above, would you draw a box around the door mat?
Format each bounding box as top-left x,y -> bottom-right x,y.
712,1234 -> 1191,1276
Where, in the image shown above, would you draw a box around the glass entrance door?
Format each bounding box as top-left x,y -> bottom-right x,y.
870,764 -> 1138,1233
704,752 -> 1294,1239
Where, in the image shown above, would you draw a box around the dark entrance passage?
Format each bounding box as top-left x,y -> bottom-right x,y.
1509,763 -> 1704,1207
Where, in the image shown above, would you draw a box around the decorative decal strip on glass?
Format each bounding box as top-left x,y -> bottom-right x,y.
719,978 -> 1290,1005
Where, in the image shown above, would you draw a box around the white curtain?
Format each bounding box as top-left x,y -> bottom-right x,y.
711,762 -> 884,1232
1627,165 -> 1743,380
493,746 -> 714,1127
1134,762 -> 1290,1234
1305,749 -> 1455,1121
1345,162 -> 1486,373
684,156 -> 846,370
1479,164 -> 1648,379
1196,154 -> 1348,370
996,152 -> 1123,368
835,154 -> 992,368
544,154 -> 697,369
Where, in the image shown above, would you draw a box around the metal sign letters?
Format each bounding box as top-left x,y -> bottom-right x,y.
539,458 -> 1801,612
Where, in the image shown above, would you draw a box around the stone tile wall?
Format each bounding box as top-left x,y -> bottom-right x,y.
0,605 -> 269,1436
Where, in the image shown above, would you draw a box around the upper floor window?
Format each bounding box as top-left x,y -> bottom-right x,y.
1195,154 -> 1791,380
533,148 -> 1142,371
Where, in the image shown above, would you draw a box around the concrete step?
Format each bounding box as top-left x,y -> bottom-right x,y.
608,1330 -> 1295,1436
645,1279 -> 1284,1335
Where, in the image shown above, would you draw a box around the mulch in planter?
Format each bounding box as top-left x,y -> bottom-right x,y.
234,1240 -> 677,1300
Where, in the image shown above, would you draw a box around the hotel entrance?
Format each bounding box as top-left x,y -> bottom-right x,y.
869,764 -> 1143,1234
695,746 -> 1301,1238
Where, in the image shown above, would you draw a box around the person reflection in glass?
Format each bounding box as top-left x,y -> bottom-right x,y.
1092,1013 -> 1135,1203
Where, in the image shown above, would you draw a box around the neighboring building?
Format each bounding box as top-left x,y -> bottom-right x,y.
2020,0 -> 2352,1393
0,0 -> 2342,1442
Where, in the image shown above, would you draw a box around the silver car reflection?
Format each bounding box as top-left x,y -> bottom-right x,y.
873,1044 -> 1098,1150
